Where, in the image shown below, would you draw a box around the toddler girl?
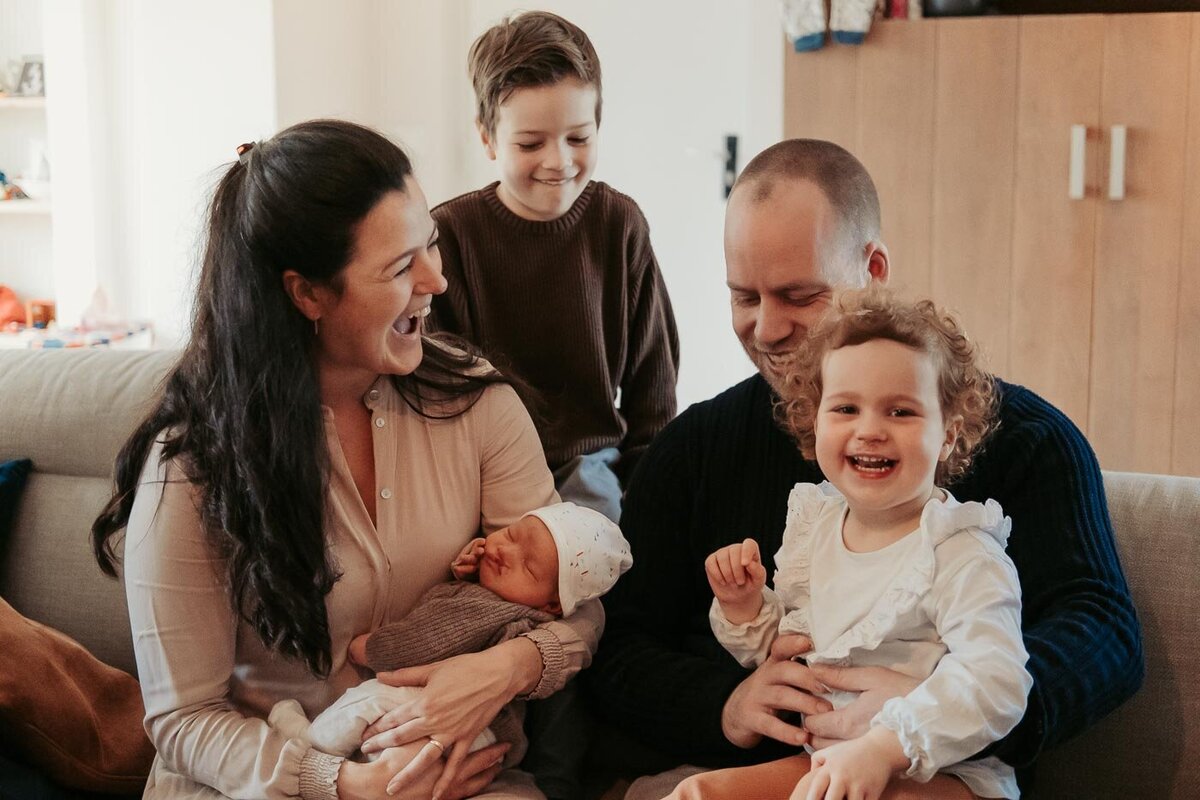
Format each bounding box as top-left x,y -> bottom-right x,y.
691,287 -> 1030,800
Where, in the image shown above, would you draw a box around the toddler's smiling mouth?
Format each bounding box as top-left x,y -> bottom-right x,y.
848,455 -> 896,473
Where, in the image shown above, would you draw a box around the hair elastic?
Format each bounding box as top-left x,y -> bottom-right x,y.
236,142 -> 255,165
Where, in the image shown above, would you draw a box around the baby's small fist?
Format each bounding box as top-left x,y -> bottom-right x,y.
451,537 -> 487,580
348,633 -> 370,666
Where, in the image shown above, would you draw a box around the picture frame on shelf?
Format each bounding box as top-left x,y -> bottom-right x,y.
15,56 -> 44,97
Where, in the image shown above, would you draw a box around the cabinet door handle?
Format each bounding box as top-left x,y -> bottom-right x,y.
1108,125 -> 1127,201
1069,124 -> 1087,200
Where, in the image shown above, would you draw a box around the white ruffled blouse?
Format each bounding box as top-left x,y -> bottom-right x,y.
710,483 -> 1031,799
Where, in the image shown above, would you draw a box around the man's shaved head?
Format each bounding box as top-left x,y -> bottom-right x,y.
732,139 -> 881,261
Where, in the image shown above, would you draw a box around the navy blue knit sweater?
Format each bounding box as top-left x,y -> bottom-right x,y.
587,374 -> 1143,781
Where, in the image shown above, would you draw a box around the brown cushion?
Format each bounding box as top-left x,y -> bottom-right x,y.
0,596 -> 154,793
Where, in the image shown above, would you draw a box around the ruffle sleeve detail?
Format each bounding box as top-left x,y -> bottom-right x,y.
771,482 -> 842,627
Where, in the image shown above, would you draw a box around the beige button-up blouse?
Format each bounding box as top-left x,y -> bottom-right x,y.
123,377 -> 603,799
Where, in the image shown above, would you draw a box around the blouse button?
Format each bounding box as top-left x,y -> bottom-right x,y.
368,389 -> 381,401
380,488 -> 393,500
374,417 -> 386,428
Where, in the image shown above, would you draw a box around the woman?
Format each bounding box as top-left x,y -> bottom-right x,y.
92,120 -> 601,800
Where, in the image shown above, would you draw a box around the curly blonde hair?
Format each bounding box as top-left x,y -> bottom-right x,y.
775,285 -> 997,485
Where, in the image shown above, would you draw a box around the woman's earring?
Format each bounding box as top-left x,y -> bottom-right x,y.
314,319 -> 319,336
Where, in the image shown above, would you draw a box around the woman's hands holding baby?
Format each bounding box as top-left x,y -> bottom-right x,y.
450,537 -> 487,581
337,737 -> 507,800
361,636 -> 542,798
706,538 -> 768,623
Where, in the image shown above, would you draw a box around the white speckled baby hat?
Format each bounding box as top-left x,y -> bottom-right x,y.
526,502 -> 633,616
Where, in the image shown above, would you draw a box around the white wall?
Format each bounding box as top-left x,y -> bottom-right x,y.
105,0 -> 278,343
257,0 -> 785,407
36,0 -> 784,406
273,0 -> 377,130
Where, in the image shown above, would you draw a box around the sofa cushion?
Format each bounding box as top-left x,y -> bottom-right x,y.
0,596 -> 153,794
0,349 -> 177,479
0,349 -> 177,675
1035,471 -> 1200,798
1,473 -> 137,672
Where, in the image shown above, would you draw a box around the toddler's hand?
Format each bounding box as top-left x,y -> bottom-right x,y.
791,728 -> 905,800
705,538 -> 767,624
348,633 -> 370,667
450,537 -> 486,581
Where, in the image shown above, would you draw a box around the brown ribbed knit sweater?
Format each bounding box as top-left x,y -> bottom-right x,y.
430,181 -> 680,476
364,581 -> 557,768
363,581 -> 555,673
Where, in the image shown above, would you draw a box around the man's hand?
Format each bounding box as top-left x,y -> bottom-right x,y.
721,633 -> 832,749
802,664 -> 921,749
706,538 -> 768,623
450,537 -> 486,581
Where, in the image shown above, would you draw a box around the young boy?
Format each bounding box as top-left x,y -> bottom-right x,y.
269,503 -> 632,793
430,10 -> 680,525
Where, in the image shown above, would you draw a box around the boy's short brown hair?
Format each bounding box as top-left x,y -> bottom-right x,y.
468,11 -> 603,135
775,285 -> 998,485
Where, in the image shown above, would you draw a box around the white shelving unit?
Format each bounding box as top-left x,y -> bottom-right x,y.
0,94 -> 45,110
0,0 -> 53,306
0,199 -> 49,214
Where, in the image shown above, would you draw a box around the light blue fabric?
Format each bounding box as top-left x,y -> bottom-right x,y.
552,447 -> 622,523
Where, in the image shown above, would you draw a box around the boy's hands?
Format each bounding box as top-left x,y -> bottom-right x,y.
706,538 -> 767,624
451,537 -> 487,581
790,727 -> 908,800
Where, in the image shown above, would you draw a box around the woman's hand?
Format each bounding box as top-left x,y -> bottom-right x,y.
360,637 -> 542,798
450,537 -> 486,581
338,739 -> 508,800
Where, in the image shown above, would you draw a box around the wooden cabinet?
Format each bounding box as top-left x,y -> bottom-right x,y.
1173,18 -> 1200,477
784,12 -> 1200,476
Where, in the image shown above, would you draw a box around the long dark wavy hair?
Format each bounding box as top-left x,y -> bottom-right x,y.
92,120 -> 511,677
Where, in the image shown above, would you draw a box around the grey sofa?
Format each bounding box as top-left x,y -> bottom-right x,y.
1,348 -> 1197,798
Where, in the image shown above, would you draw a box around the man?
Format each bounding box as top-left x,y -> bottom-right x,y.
585,140 -> 1143,796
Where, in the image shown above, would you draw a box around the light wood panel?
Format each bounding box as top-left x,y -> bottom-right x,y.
782,22 -> 937,296
781,13 -> 1200,476
854,21 -> 937,298
1171,18 -> 1200,476
783,38 -> 861,149
1088,13 -> 1191,474
1009,15 -> 1104,432
930,18 -> 1020,376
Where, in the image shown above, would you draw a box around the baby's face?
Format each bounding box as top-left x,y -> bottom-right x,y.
478,515 -> 561,614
